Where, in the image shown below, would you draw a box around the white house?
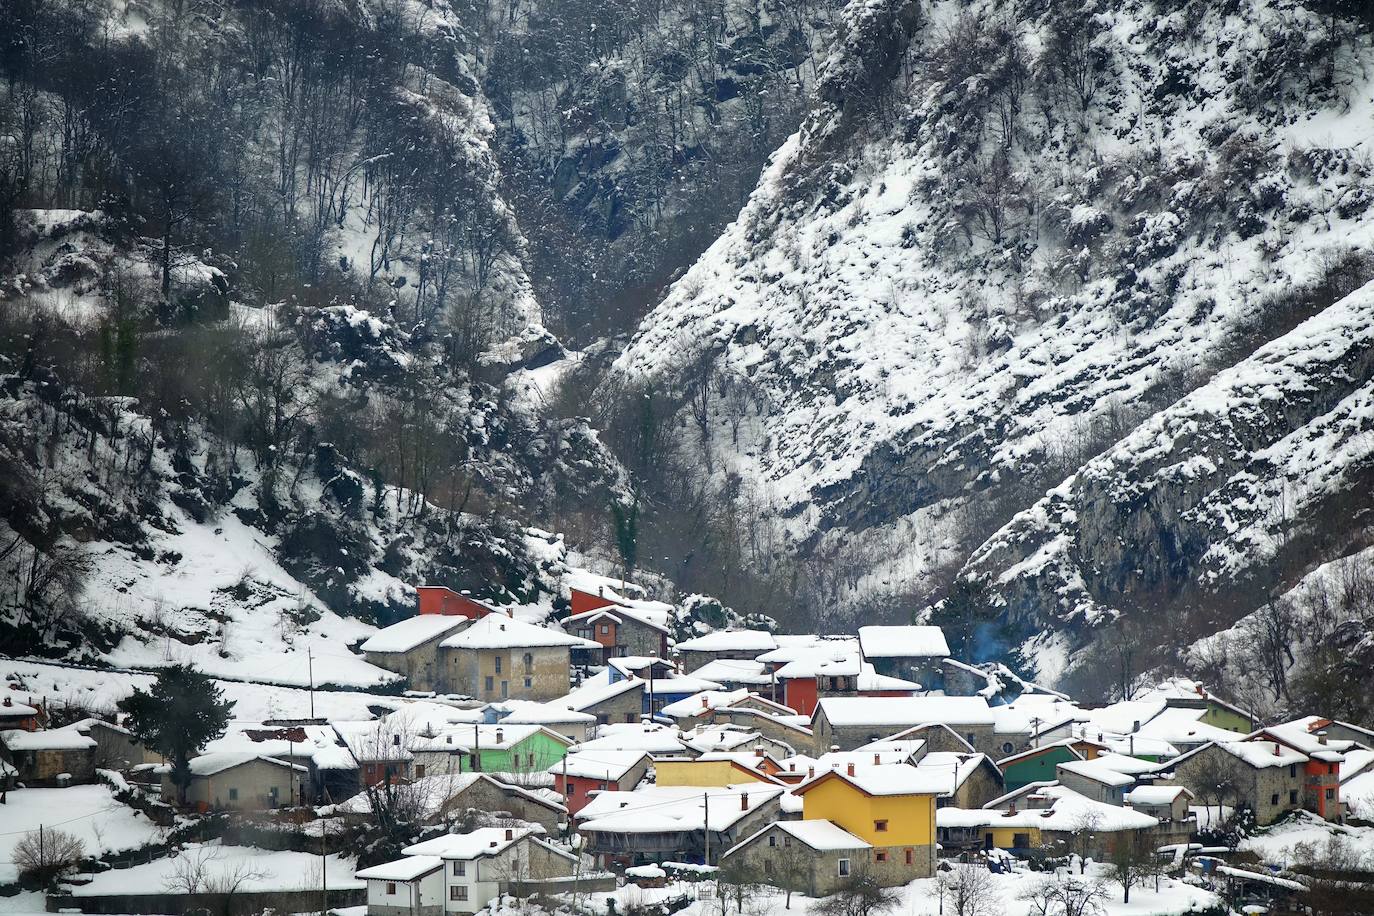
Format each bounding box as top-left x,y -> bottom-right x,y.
364,827 -> 578,916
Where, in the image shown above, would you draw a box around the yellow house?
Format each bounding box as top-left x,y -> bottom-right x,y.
654,753 -> 783,787
792,763 -> 942,876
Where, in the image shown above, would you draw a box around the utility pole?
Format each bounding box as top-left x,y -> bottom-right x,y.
703,793 -> 710,865
307,647 -> 316,719
320,807 -> 329,916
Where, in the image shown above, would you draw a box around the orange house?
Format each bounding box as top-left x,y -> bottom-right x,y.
416,586 -> 496,618
0,696 -> 41,731
570,587 -> 621,615
782,676 -> 819,716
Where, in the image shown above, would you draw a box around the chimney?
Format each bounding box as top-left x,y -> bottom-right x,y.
392,734 -> 401,746
1007,804 -> 1017,815
702,696 -> 709,708
789,762 -> 796,772
489,841 -> 497,848
740,793 -> 748,811
496,729 -> 504,744
874,753 -> 881,765
2,697 -> 9,707
755,746 -> 765,758
500,623 -> 506,631
1132,720 -> 1140,732
830,745 -> 839,753
1274,742 -> 1282,756
808,767 -> 815,778
846,763 -> 855,777
446,735 -> 452,745
505,828 -> 514,840
1318,732 -> 1329,745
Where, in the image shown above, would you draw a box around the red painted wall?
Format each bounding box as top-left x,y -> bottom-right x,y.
417,586 -> 494,618
557,773 -> 620,815
570,588 -> 621,615
784,677 -> 819,716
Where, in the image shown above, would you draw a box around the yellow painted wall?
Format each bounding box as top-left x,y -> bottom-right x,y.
801,777 -> 935,846
983,826 -> 1041,848
655,759 -> 768,787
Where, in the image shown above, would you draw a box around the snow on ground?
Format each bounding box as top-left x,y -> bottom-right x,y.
66,842 -> 362,896
1240,812 -> 1374,868
0,659 -> 389,722
0,785 -> 164,884
531,862 -> 1220,916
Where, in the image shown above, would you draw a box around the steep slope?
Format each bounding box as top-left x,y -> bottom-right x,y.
609,0 -> 1374,661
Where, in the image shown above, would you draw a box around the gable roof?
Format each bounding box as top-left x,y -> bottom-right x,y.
355,856 -> 444,881
566,604 -> 670,634
1057,758 -> 1135,787
996,740 -> 1084,768
794,763 -> 948,798
857,626 -> 950,659
676,630 -> 779,653
1167,739 -> 1308,772
440,615 -> 599,650
551,750 -> 650,781
361,615 -> 469,653
1,728 -> 97,751
160,752 -> 304,777
403,825 -> 552,860
724,819 -> 871,857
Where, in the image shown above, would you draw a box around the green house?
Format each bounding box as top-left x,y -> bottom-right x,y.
997,741 -> 1083,792
464,724 -> 572,774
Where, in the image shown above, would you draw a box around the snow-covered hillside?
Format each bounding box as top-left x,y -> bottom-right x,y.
609,0 -> 1374,685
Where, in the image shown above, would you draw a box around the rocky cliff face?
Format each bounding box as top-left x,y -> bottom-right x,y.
609,0 -> 1374,688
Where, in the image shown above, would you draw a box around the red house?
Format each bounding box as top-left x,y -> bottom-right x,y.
566,588 -> 670,658
416,585 -> 497,619
0,696 -> 41,732
551,750 -> 651,815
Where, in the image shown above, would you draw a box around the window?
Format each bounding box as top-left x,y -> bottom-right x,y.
1326,788 -> 1336,800
523,653 -> 534,672
567,783 -> 578,796
624,713 -> 636,723
904,849 -> 914,865
495,656 -> 502,674
1271,793 -> 1280,805
874,851 -> 888,863
450,886 -> 468,901
838,859 -> 850,877
416,765 -> 426,778
485,676 -> 494,692
453,862 -> 466,876
768,835 -> 777,847
764,859 -> 774,876
228,788 -> 239,801
527,753 -> 535,768
1002,742 -> 1015,755
1013,833 -> 1030,849
501,681 -> 508,699
966,734 -> 976,746
1289,790 -> 1298,804
600,624 -> 610,635
386,883 -> 397,895
524,677 -> 532,689
1289,764 -> 1297,777
874,820 -> 889,833
784,837 -> 792,848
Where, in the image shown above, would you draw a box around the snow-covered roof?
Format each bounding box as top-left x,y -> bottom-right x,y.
566,603 -> 670,633
1057,758 -> 1135,787
726,819 -> 870,856
755,637 -> 856,665
361,615 -> 469,653
333,720 -> 415,762
797,763 -> 949,797
403,825 -> 547,859
1125,785 -> 1191,806
355,855 -> 443,881
551,750 -> 649,780
1,728 -> 96,751
996,740 -> 1083,767
661,688 -> 751,719
915,752 -> 996,793
815,696 -> 994,727
1254,718 -> 1359,756
1091,753 -> 1162,776
441,615 -> 598,650
1134,707 -> 1240,746
166,752 -> 305,777
553,670 -> 644,713
1340,748 -> 1374,784
333,773 -> 564,817
571,723 -> 687,754
1170,740 -> 1308,771
577,784 -> 784,833
410,723 -> 568,753
202,722 -> 357,770
484,700 -> 597,725
939,784 -> 1158,833
676,630 -> 778,653
857,626 -> 950,659
691,659 -> 774,685
0,698 -> 39,717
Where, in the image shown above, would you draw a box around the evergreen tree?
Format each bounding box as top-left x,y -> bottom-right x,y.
117,664 -> 234,804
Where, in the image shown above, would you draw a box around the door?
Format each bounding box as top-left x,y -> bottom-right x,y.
501,680 -> 509,699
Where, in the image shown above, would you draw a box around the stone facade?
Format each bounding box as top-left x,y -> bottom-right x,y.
168,757 -> 305,810
724,824 -> 934,896
439,777 -> 565,834
813,710 -> 997,755
577,682 -> 645,726
366,628 -> 464,693
443,645 -> 572,702
1169,744 -> 1306,826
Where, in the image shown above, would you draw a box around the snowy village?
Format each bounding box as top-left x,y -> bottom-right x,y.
4,578 -> 1373,916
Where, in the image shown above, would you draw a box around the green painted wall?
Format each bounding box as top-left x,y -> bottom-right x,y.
1002,746 -> 1079,791
466,731 -> 569,773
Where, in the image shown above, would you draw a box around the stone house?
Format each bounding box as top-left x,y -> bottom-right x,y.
937,783 -> 1158,859
67,718 -> 142,769
1123,784 -> 1195,845
811,697 -> 997,754
555,673 -> 645,726
565,600 -> 670,660
918,752 -> 1004,809
336,773 -> 566,835
577,784 -> 785,867
1165,740 -> 1309,825
675,630 -> 779,673
876,722 -> 977,755
721,820 -> 887,897
482,701 -> 597,744
163,752 -> 306,810
1056,758 -> 1134,805
0,727 -> 96,784
857,626 -> 950,688
440,616 -> 598,702
361,616 -> 471,692
372,827 -> 578,916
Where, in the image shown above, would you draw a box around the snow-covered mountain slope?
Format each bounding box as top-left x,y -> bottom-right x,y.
608,0 -> 1374,677
967,281 -> 1374,684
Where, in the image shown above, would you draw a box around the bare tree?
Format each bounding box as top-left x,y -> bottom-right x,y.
813,868 -> 900,916
1020,875 -> 1107,916
14,828 -> 86,886
938,864 -> 1003,916
1107,834 -> 1160,904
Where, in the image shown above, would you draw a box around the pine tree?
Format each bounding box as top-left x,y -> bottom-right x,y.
117,664 -> 234,804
